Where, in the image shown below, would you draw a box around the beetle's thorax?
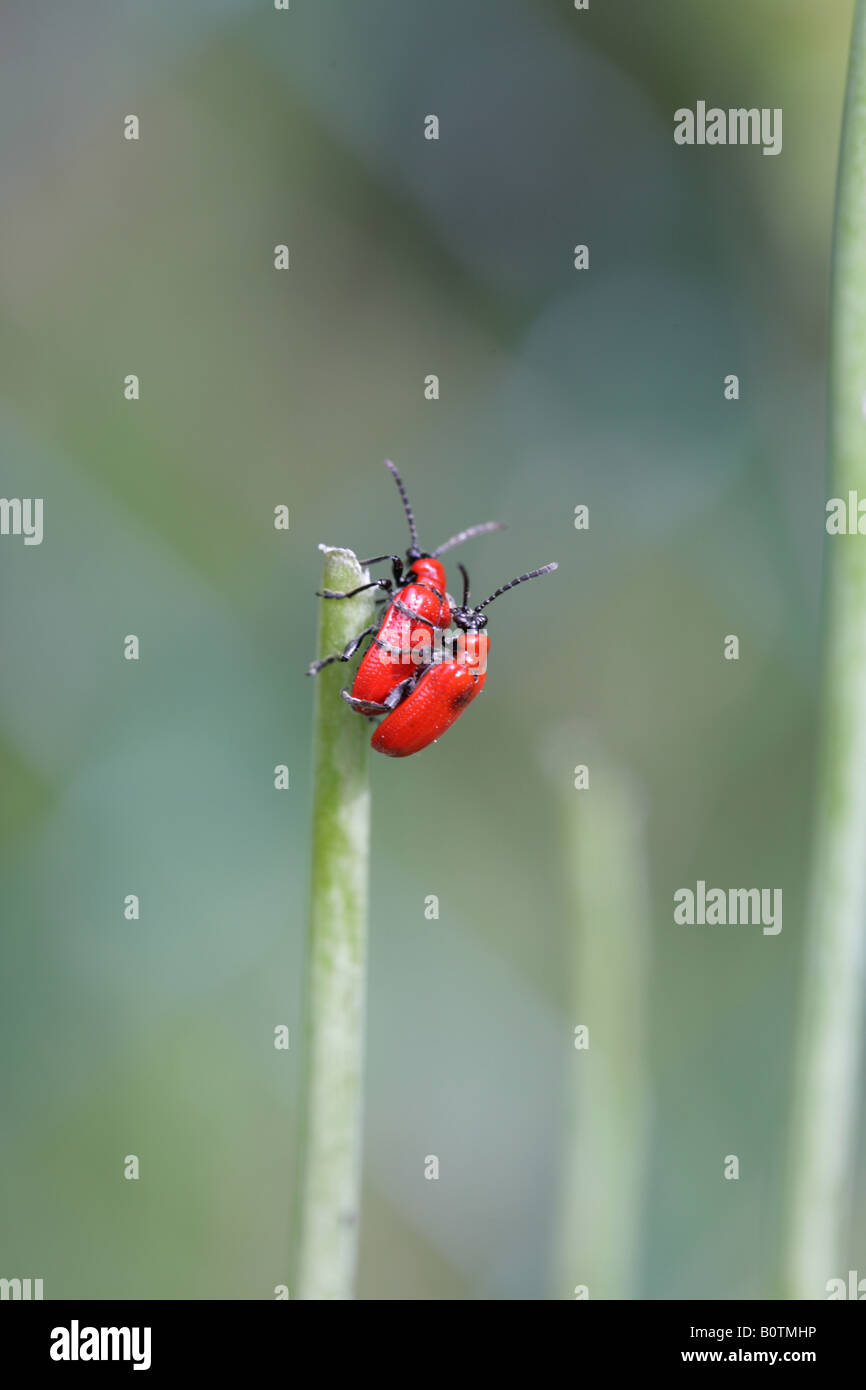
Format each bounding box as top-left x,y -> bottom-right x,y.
410,554 -> 447,591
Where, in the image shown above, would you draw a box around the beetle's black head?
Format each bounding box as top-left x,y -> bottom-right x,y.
454,561 -> 558,630
451,604 -> 488,632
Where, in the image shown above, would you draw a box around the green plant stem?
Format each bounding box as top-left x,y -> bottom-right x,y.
551,747 -> 650,1300
786,2 -> 866,1298
294,546 -> 376,1300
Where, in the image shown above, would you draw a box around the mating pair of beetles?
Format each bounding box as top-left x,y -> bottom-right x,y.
308,461 -> 557,758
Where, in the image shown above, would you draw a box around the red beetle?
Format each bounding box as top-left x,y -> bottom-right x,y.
308,461 -> 504,712
371,561 -> 558,758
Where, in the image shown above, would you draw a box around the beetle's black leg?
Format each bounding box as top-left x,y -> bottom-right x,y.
382,673 -> 421,709
317,578 -> 392,600
307,625 -> 377,676
341,625 -> 378,662
340,690 -> 391,715
357,553 -> 402,570
340,670 -> 421,717
355,555 -> 405,587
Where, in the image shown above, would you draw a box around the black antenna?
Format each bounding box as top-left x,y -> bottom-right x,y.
431,521 -> 506,557
385,460 -> 418,551
457,562 -> 471,608
474,563 -> 558,612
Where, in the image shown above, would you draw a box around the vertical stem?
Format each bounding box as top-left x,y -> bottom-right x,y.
786,2 -> 866,1298
294,546 -> 376,1300
551,749 -> 650,1300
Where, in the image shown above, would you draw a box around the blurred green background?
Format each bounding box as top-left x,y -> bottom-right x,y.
0,0 -> 861,1299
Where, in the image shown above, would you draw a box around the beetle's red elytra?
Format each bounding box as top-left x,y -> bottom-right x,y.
369,562 -> 557,758
349,554 -> 449,709
371,628 -> 489,757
